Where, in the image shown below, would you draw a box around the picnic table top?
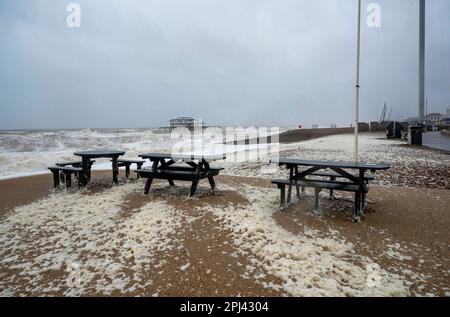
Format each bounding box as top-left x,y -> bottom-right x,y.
274,158 -> 391,171
74,150 -> 126,158
139,152 -> 226,162
116,158 -> 145,163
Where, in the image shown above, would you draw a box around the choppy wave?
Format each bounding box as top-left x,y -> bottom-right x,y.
0,129 -> 175,179
0,128 -> 283,179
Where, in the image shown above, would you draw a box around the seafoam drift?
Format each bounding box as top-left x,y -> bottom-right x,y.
201,183 -> 409,296
0,182 -> 183,296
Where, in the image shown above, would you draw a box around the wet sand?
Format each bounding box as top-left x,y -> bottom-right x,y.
0,173 -> 53,215
0,171 -> 448,296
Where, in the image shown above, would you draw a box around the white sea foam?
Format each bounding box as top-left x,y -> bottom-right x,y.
0,182 -> 184,296
200,183 -> 409,296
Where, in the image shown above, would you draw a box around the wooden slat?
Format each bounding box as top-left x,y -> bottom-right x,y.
309,171 -> 374,180
139,152 -> 226,162
274,158 -> 390,170
272,179 -> 367,193
116,159 -> 145,164
48,166 -> 82,172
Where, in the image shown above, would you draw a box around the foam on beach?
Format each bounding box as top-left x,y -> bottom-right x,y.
200,183 -> 409,296
221,133 -> 449,189
0,177 -> 441,296
0,183 -> 184,296
1,129 -> 447,296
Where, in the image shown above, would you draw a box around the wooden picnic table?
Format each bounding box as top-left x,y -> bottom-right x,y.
272,158 -> 390,220
74,149 -> 126,186
137,153 -> 226,197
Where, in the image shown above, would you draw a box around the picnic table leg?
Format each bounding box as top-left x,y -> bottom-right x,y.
314,188 -> 321,214
295,166 -> 301,199
125,164 -> 130,179
208,176 -> 216,191
59,171 -> 65,185
112,156 -> 119,184
329,176 -> 336,199
189,179 -> 199,197
360,192 -> 364,214
280,185 -> 286,211
188,160 -> 204,197
76,172 -> 82,189
357,169 -> 366,217
136,163 -> 143,179
87,161 -> 92,181
354,192 -> 362,221
361,192 -> 367,213
65,172 -> 72,189
144,177 -> 154,194
51,170 -> 60,188
162,157 -> 176,186
295,184 -> 301,199
80,157 -> 90,187
287,167 -> 294,204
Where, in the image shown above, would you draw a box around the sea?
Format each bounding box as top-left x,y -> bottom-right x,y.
0,128 -> 282,180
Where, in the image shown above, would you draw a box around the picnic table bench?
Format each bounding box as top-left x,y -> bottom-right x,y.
48,166 -> 83,189
55,160 -> 96,185
55,160 -> 95,168
299,171 -> 374,199
272,158 -> 390,221
112,159 -> 145,179
137,153 -> 225,197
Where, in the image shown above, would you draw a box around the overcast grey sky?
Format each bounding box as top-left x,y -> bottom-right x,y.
0,0 -> 449,129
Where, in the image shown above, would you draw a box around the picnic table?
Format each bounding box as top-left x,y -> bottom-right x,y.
272,158 -> 390,220
74,149 -> 126,186
137,153 -> 226,197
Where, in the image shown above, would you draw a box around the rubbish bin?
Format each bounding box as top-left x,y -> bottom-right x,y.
386,121 -> 403,139
408,125 -> 423,146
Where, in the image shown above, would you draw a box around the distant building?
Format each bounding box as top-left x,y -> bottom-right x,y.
441,108 -> 450,125
169,117 -> 203,130
425,113 -> 443,125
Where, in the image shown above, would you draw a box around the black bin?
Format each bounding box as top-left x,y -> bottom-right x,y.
408,126 -> 423,146
386,121 -> 403,139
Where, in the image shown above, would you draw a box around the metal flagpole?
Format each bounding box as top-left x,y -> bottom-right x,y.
419,0 -> 426,122
354,0 -> 362,163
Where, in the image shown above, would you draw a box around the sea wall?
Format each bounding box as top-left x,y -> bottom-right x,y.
279,127 -> 355,144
